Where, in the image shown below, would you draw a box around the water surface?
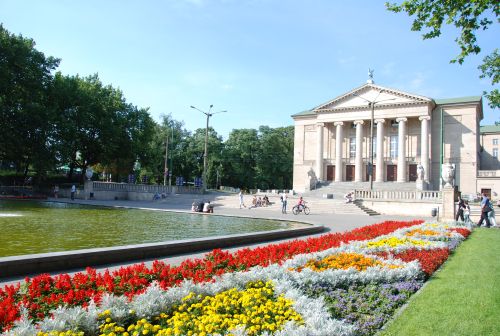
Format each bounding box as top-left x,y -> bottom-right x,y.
0,200 -> 302,257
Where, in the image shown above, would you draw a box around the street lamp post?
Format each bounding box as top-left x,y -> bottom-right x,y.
190,105 -> 227,190
354,91 -> 395,190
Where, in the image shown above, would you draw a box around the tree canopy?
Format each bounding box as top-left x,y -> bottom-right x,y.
0,24 -> 294,189
386,0 -> 499,108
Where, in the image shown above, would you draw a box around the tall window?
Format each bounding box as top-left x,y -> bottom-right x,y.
390,135 -> 398,159
349,137 -> 356,158
493,139 -> 499,145
493,148 -> 498,158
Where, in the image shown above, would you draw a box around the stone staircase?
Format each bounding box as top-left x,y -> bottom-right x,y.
353,199 -> 380,216
212,193 -> 375,216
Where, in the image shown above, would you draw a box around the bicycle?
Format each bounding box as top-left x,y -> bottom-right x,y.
292,204 -> 310,215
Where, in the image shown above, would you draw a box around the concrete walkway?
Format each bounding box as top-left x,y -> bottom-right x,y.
0,192 -> 428,287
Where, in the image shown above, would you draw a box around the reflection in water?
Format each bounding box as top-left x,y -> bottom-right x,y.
0,200 -> 304,257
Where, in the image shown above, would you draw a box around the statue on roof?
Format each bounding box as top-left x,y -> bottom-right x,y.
367,68 -> 374,84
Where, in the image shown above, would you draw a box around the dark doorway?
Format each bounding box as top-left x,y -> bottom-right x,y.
326,165 -> 335,181
366,164 -> 376,182
387,165 -> 397,181
346,165 -> 355,181
409,164 -> 417,182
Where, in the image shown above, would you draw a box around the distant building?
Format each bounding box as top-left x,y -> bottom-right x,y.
291,82 -> 499,197
480,125 -> 500,170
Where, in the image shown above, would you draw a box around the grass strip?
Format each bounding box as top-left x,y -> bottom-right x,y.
380,228 -> 500,336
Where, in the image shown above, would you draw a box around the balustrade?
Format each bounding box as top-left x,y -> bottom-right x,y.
92,182 -> 200,194
354,189 -> 441,201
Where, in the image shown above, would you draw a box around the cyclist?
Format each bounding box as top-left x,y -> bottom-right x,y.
297,196 -> 305,211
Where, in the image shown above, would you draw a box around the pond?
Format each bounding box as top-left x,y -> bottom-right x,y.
0,200 -> 303,257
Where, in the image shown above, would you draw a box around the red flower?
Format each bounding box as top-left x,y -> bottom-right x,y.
0,219 -> 423,332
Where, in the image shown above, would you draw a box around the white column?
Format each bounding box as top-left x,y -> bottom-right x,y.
419,116 -> 431,182
397,117 -> 407,182
316,123 -> 324,180
375,119 -> 385,182
334,122 -> 344,182
354,120 -> 364,182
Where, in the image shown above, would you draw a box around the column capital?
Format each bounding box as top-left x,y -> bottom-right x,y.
316,122 -> 325,127
354,120 -> 364,125
334,121 -> 344,126
396,117 -> 407,123
419,116 -> 431,121
375,119 -> 385,124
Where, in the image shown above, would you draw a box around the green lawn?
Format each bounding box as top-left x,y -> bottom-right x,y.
380,228 -> 500,336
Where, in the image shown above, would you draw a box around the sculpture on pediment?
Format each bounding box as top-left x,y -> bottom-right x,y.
367,68 -> 374,84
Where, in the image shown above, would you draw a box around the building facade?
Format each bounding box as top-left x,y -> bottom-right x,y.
292,82 -> 483,195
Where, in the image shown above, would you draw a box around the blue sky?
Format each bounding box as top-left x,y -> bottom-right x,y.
1,0 -> 498,138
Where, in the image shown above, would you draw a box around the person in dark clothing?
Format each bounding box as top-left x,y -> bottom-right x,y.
477,194 -> 491,227
455,196 -> 465,222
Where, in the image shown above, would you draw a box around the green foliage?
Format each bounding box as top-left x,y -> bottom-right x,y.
386,0 -> 499,108
222,128 -> 259,189
0,24 -> 294,189
479,49 -> 500,108
49,72 -> 155,181
0,24 -> 60,176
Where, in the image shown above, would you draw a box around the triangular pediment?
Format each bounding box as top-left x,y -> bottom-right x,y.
313,84 -> 433,111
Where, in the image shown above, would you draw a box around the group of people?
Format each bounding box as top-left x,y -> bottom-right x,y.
191,201 -> 214,213
456,194 -> 497,227
250,195 -> 270,208
238,191 -> 305,214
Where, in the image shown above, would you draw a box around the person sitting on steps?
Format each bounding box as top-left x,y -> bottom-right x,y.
344,191 -> 354,204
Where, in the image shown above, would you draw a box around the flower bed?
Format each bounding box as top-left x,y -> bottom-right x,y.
1,220 -> 472,336
0,220 -> 423,332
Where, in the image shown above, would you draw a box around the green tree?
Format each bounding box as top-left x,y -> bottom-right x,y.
222,129 -> 259,189
180,128 -> 223,188
143,114 -> 188,184
50,73 -> 154,181
0,24 -> 60,178
386,0 -> 499,108
256,126 -> 294,189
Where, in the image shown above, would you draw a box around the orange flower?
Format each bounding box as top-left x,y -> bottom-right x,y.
294,253 -> 399,272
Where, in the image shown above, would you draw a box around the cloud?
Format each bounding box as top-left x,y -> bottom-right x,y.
381,62 -> 396,77
180,0 -> 205,6
337,56 -> 357,65
409,71 -> 425,90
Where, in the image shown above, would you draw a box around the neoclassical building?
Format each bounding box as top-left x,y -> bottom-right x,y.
292,81 -> 484,194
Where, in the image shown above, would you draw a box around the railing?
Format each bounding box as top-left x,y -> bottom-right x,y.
355,189 -> 441,201
0,186 -> 34,196
92,182 -> 201,194
478,170 -> 500,177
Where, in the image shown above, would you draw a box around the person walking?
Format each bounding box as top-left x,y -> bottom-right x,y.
238,190 -> 246,209
70,185 -> 76,201
488,201 -> 497,227
455,196 -> 465,222
463,201 -> 472,225
477,193 -> 491,227
281,193 -> 288,214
